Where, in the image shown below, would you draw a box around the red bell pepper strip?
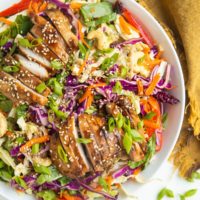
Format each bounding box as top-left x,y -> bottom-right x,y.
122,8 -> 154,48
0,0 -> 31,17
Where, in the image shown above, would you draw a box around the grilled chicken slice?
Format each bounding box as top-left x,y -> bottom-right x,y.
101,126 -> 122,161
83,114 -> 117,169
31,15 -> 68,64
45,9 -> 78,49
26,33 -> 59,64
50,134 -> 81,179
15,54 -> 49,80
4,56 -> 50,97
59,114 -> 90,176
78,114 -> 104,172
0,71 -> 48,106
19,46 -> 51,69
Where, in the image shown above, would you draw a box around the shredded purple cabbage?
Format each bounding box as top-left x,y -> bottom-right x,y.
112,166 -> 134,179
77,179 -> 118,200
10,146 -> 21,157
154,91 -> 180,104
150,45 -> 159,58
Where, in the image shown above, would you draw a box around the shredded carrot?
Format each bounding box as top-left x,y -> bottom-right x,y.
28,0 -> 47,14
79,83 -> 107,103
137,79 -> 144,96
105,176 -> 113,190
77,20 -> 90,49
134,167 -> 141,175
77,52 -> 89,76
61,191 -> 82,200
143,120 -> 160,129
145,74 -> 160,96
70,2 -> 83,10
119,15 -> 131,35
148,59 -> 162,69
0,17 -> 12,25
86,93 -> 94,109
20,135 -> 50,153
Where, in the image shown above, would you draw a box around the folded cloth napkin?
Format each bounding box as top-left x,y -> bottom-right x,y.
138,0 -> 200,177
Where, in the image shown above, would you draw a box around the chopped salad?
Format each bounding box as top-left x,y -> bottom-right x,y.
0,0 -> 179,199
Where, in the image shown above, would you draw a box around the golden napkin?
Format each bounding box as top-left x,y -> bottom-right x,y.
138,0 -> 200,177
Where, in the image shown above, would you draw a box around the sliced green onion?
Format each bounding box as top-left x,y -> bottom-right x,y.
36,82 -> 47,94
101,53 -> 119,71
0,170 -> 12,182
98,177 -> 108,191
14,176 -> 27,189
0,160 -> 5,169
137,120 -> 144,129
116,113 -> 124,129
78,42 -> 87,59
76,138 -> 92,144
130,129 -> 144,142
33,164 -> 51,175
47,78 -> 63,96
108,117 -> 115,132
113,81 -> 122,94
50,59 -> 63,70
57,145 -> 68,163
123,132 -> 132,154
119,66 -> 127,78
157,188 -> 174,200
37,190 -> 56,200
144,111 -> 156,120
32,143 -> 40,154
2,65 -> 19,73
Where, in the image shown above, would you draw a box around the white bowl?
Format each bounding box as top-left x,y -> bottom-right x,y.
0,0 -> 185,199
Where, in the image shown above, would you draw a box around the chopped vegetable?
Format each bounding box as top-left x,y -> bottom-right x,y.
108,117 -> 115,132
80,2 -> 113,21
0,0 -> 31,17
15,104 -> 28,119
14,176 -> 27,189
32,143 -> 40,154
20,135 -> 50,153
57,145 -> 68,163
50,59 -> 63,70
101,53 -> 119,71
2,65 -> 19,73
36,82 -> 47,94
33,164 -> 51,175
37,190 -> 56,200
157,188 -> 174,200
123,132 -> 132,154
76,138 -> 92,144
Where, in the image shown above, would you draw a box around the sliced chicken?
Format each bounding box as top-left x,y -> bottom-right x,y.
26,33 -> 59,64
101,126 -> 122,162
50,134 -> 81,178
59,114 -> 90,176
0,71 -> 48,106
15,54 -> 49,80
19,46 -> 51,69
31,15 -> 68,64
78,114 -> 104,172
83,114 -> 116,168
45,9 -> 78,49
4,56 -> 50,97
